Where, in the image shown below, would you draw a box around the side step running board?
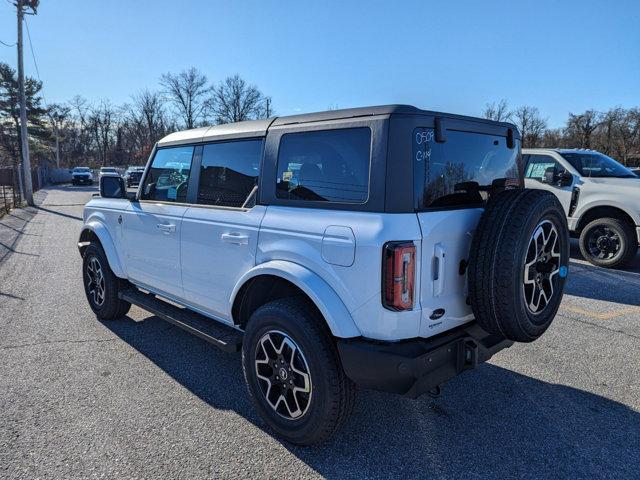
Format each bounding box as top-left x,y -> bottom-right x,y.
119,289 -> 243,353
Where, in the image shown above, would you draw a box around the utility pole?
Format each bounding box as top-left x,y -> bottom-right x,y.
265,97 -> 272,118
15,0 -> 38,206
53,124 -> 60,168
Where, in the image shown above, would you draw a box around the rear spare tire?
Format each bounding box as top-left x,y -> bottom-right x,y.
468,189 -> 569,342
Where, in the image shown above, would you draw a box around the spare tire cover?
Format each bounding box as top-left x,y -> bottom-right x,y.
468,189 -> 569,342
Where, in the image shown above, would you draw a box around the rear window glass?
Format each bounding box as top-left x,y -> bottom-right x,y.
276,128 -> 371,203
413,128 -> 520,210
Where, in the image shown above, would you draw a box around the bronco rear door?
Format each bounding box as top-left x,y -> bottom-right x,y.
412,123 -> 521,337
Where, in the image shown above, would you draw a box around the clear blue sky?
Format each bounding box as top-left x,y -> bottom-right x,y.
1,0 -> 638,127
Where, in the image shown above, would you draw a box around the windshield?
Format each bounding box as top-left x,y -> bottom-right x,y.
73,168 -> 90,172
101,167 -> 117,172
560,152 -> 637,178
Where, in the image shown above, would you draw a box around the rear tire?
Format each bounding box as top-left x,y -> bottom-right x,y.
242,297 -> 355,445
579,217 -> 638,268
82,242 -> 131,320
468,189 -> 569,342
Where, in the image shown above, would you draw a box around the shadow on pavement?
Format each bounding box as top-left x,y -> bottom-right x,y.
47,184 -> 98,194
566,241 -> 640,306
103,315 -> 640,479
35,205 -> 83,222
0,207 -> 39,265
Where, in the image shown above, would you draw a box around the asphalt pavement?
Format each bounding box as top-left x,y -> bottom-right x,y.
0,185 -> 638,479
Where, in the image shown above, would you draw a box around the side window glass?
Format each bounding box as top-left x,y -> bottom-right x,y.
525,155 -> 559,181
141,146 -> 194,202
276,128 -> 371,203
197,140 -> 262,208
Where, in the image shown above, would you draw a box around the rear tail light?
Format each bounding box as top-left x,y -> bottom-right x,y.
382,241 -> 416,311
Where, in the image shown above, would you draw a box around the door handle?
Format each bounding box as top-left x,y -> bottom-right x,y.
433,243 -> 446,297
221,232 -> 249,245
156,223 -> 176,233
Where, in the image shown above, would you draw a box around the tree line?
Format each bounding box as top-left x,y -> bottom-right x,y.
484,100 -> 640,166
0,63 -> 272,168
2,62 -> 640,169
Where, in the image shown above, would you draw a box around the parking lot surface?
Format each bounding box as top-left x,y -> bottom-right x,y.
1,185 -> 638,479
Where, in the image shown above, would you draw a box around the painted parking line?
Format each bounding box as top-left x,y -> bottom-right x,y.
561,305 -> 640,320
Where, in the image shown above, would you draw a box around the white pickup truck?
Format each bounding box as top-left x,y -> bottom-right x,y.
523,148 -> 640,268
79,106 -> 569,444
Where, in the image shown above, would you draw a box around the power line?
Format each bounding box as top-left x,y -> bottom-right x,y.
0,39 -> 16,47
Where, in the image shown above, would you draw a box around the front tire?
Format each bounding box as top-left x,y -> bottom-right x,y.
579,217 -> 638,268
82,242 -> 131,320
242,298 -> 355,445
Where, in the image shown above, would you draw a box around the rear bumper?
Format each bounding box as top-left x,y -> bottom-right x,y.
337,323 -> 513,398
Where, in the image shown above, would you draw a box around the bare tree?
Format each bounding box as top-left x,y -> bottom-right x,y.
210,74 -> 269,124
88,100 -> 117,166
613,107 -> 640,165
46,103 -> 71,167
483,99 -> 511,122
160,68 -> 209,129
119,89 -> 174,163
131,89 -> 171,145
541,128 -> 566,149
565,110 -> 600,149
510,106 -> 547,148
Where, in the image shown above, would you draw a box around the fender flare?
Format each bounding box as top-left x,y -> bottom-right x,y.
229,260 -> 361,338
78,221 -> 126,278
574,200 -> 640,229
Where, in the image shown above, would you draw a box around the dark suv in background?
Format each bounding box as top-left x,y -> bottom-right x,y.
124,167 -> 145,187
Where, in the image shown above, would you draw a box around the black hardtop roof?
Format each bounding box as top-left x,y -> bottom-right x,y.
272,104 -> 515,128
157,104 -> 518,146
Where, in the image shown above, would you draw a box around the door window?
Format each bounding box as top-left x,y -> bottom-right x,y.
197,139 -> 263,208
276,128 -> 371,203
141,146 -> 194,202
525,154 -> 561,181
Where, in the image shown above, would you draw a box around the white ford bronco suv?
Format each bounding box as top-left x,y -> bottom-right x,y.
79,106 -> 569,445
523,148 -> 640,268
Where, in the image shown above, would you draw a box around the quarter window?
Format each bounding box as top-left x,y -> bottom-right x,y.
197,139 -> 263,208
276,128 -> 371,203
141,146 -> 194,202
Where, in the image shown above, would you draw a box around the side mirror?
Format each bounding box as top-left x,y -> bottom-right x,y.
100,175 -> 127,199
559,170 -> 573,187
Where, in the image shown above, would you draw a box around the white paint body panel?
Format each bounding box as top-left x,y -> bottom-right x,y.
122,201 -> 188,298
180,205 -> 266,322
257,206 -> 423,340
417,209 -> 482,337
82,200 -> 485,341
